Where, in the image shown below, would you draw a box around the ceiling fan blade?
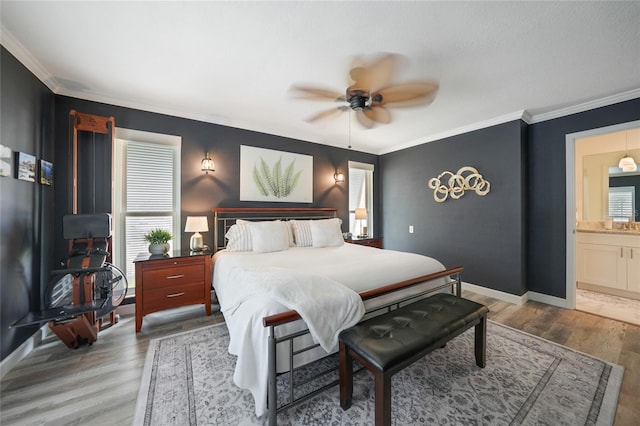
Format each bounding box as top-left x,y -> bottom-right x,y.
363,106 -> 392,124
374,82 -> 439,106
306,106 -> 347,123
290,85 -> 346,102
349,53 -> 399,91
355,110 -> 375,129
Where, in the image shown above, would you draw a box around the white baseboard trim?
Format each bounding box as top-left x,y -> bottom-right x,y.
462,282 -> 527,305
461,282 -> 571,309
526,291 -> 570,309
1,325 -> 49,380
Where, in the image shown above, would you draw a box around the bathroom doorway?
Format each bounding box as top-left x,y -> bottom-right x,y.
568,121 -> 640,325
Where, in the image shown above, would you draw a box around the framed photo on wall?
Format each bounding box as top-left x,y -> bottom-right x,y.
15,151 -> 36,182
0,144 -> 11,177
240,145 -> 313,203
40,159 -> 53,185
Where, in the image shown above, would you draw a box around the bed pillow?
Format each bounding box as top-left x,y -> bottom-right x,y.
310,218 -> 344,248
225,223 -> 252,251
249,220 -> 290,253
290,220 -> 313,247
237,219 -> 295,247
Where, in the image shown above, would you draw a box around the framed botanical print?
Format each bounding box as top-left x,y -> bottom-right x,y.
240,145 -> 313,203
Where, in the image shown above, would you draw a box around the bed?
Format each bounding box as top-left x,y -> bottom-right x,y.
211,208 -> 463,424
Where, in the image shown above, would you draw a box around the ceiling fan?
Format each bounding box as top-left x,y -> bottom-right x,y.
291,53 -> 439,129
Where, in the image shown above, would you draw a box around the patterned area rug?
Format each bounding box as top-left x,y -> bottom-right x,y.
133,321 -> 623,425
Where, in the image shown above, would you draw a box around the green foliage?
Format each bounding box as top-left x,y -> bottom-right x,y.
252,156 -> 302,198
144,228 -> 172,244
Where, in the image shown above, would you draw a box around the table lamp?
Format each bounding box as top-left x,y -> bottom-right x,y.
355,208 -> 367,237
185,216 -> 209,251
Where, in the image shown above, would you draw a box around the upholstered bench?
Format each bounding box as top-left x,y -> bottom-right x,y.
338,292 -> 489,426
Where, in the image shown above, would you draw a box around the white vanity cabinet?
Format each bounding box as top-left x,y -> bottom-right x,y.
577,232 -> 640,296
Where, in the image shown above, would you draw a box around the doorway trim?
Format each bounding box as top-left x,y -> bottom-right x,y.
565,119 -> 640,309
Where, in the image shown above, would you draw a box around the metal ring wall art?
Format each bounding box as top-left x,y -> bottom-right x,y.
428,166 -> 491,202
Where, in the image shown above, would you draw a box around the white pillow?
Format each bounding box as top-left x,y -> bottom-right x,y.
249,220 -> 290,253
310,218 -> 344,248
225,223 -> 252,251
290,220 -> 313,247
237,219 -> 295,247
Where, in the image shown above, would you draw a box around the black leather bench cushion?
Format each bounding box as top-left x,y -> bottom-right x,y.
338,293 -> 489,371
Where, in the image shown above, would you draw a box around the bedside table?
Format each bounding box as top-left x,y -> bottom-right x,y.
344,237 -> 383,249
134,250 -> 212,332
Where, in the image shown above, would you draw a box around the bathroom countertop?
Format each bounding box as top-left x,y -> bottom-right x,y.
577,228 -> 640,235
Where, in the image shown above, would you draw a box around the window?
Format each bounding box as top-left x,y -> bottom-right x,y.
608,186 -> 635,222
348,161 -> 374,237
113,129 -> 181,293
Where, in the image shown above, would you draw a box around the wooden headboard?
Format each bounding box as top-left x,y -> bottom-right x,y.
212,207 -> 337,251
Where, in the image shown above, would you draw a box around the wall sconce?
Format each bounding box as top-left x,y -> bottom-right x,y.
334,170 -> 345,183
201,152 -> 215,174
185,216 -> 209,251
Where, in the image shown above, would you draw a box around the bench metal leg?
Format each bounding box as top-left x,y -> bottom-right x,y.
374,371 -> 392,426
474,315 -> 487,368
339,341 -> 353,410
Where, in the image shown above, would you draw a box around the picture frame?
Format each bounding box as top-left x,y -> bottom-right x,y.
40,159 -> 53,186
240,145 -> 313,203
15,151 -> 36,182
0,144 -> 11,177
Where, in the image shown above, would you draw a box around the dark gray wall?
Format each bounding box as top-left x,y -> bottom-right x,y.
53,97 -> 379,269
380,120 -> 527,295
0,47 -> 56,359
528,98 -> 640,298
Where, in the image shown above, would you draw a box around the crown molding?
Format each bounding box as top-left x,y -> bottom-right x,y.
1,25 -> 61,93
528,88 -> 640,124
378,110 -> 529,155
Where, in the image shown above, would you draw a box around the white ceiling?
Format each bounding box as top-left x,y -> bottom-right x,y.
2,1 -> 639,154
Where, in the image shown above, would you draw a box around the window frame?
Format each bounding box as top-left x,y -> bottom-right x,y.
348,161 -> 374,237
113,128 -> 182,289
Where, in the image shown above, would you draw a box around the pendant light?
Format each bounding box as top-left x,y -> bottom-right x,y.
618,131 -> 637,172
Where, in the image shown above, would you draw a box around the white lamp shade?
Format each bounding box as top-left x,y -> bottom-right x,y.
619,155 -> 637,172
355,208 -> 367,220
185,216 -> 209,232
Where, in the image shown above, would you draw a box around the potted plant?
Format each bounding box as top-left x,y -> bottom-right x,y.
144,228 -> 172,255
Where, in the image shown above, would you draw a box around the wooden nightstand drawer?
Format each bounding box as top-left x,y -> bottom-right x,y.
134,251 -> 212,332
143,265 -> 204,289
143,283 -> 205,313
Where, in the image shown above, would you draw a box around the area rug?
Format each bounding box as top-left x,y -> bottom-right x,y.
133,321 -> 623,425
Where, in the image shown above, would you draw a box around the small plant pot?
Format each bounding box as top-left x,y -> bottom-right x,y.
149,243 -> 170,255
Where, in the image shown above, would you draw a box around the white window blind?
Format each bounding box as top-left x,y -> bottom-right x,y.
608,186 -> 634,221
113,129 -> 181,289
348,161 -> 374,236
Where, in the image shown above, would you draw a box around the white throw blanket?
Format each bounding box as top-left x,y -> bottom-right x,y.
222,266 -> 365,416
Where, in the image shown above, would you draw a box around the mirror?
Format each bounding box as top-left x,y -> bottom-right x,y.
582,148 -> 640,221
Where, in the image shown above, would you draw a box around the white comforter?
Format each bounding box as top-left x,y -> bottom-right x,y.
212,244 -> 446,417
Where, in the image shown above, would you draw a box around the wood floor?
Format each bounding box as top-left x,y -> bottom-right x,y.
1,291 -> 639,426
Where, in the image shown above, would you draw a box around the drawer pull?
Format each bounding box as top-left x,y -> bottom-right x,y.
167,292 -> 185,298
621,248 -> 624,258
166,274 -> 185,279
631,248 -> 634,259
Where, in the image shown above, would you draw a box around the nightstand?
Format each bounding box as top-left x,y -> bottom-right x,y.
344,237 -> 383,249
134,250 -> 212,332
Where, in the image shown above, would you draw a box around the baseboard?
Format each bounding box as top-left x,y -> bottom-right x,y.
462,282 -> 571,309
0,325 -> 49,380
527,291 -> 570,309
462,282 -> 527,305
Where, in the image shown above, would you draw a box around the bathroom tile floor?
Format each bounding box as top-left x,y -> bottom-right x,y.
576,288 -> 640,326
